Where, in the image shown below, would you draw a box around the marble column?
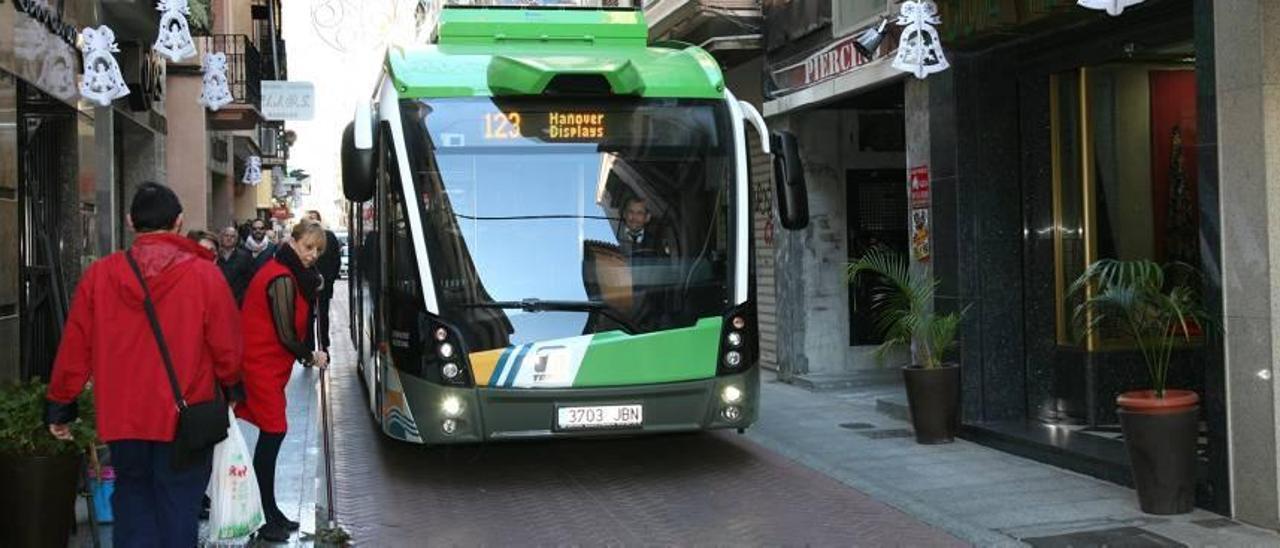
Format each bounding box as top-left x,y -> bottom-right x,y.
1214,0 -> 1280,529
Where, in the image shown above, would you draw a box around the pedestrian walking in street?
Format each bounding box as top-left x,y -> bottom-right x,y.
236,219 -> 330,542
307,210 -> 342,355
45,182 -> 244,548
216,225 -> 255,304
244,218 -> 278,275
188,229 -> 219,256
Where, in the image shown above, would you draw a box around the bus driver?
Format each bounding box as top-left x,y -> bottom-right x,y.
618,196 -> 668,258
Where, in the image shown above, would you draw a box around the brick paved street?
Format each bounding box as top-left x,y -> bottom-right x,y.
324,283 -> 965,546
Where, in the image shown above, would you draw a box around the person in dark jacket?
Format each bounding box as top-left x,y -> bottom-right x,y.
244,218 -> 278,274
46,182 -> 244,548
216,225 -> 255,303
617,197 -> 669,258
307,210 -> 342,354
237,219 -> 330,542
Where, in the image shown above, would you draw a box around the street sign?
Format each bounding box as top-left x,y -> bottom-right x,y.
261,80 -> 315,121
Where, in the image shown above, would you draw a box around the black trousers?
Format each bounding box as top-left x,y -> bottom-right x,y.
253,431 -> 288,524
316,295 -> 332,352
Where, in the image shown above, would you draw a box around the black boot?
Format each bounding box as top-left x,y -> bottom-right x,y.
270,507 -> 300,531
256,520 -> 291,543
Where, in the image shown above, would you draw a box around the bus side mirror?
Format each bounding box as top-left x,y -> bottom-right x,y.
342,121 -> 375,202
770,130 -> 809,230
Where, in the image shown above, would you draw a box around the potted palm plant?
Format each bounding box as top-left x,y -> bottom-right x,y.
848,249 -> 965,444
1069,259 -> 1213,515
0,378 -> 97,547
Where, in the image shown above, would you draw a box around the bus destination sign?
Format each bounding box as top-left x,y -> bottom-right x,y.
548,112 -> 605,140
482,110 -> 607,142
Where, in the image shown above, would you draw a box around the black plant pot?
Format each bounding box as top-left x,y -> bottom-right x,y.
902,364 -> 960,444
0,452 -> 81,548
1118,403 -> 1199,515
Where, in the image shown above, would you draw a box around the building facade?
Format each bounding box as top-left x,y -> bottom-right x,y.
0,0 -> 169,382
658,0 -> 1280,529
0,0 -> 289,383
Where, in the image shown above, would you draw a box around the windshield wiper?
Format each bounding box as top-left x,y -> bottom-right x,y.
459,298 -> 640,333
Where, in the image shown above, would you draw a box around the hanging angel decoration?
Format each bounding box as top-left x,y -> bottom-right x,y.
79,26 -> 131,107
199,52 -> 234,111
242,156 -> 263,186
153,0 -> 198,62
1077,0 -> 1145,16
892,1 -> 950,80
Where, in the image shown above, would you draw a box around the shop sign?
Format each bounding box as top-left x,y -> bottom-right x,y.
11,0 -> 80,49
261,80 -> 314,121
4,0 -> 91,104
909,165 -> 931,262
770,32 -> 885,95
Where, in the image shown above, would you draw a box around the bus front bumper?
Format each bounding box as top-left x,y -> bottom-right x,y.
391,368 -> 760,444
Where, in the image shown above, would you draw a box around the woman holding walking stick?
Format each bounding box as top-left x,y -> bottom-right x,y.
236,220 -> 330,542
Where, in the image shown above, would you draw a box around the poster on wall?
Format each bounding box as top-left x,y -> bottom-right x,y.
911,207 -> 931,262
909,165 -> 930,208
909,165 -> 931,262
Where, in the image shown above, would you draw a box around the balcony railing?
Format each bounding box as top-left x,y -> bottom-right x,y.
196,35 -> 262,110
259,37 -> 287,81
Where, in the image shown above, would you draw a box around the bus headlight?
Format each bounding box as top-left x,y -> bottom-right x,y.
441,395 -> 463,417
442,419 -> 458,435
439,342 -> 455,359
724,351 -> 742,367
721,385 -> 743,404
717,305 -> 755,376
442,362 -> 460,379
721,406 -> 742,422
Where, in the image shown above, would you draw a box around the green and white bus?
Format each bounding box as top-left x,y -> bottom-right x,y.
342,1 -> 808,444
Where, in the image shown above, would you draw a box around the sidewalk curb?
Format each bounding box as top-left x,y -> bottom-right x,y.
746,428 -> 1028,547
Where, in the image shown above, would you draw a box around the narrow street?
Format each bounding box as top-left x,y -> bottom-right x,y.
323,282 -> 965,546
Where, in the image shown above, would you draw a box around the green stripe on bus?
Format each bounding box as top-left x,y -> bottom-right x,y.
572,317 -> 722,387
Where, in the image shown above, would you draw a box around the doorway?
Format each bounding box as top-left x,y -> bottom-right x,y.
847,168 -> 907,345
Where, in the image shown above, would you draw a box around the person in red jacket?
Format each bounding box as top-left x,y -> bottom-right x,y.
238,219 -> 329,542
45,182 -> 243,548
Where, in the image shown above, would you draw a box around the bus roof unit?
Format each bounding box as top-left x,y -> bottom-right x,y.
385,8 -> 724,99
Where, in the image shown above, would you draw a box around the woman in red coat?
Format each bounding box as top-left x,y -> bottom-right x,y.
238,220 -> 330,541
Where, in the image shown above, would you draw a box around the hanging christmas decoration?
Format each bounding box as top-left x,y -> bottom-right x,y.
199,52 -> 234,111
153,0 -> 198,63
892,1 -> 949,80
1077,0 -> 1145,16
242,156 -> 263,186
79,26 -> 131,107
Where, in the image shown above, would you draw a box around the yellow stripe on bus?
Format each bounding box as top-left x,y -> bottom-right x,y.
469,348 -> 505,387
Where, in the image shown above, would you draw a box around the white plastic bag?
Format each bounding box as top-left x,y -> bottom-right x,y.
207,409 -> 266,540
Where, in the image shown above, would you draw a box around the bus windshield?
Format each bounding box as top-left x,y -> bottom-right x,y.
401,97 -> 734,353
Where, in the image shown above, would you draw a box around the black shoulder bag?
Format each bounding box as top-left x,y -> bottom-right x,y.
126,251 -> 229,470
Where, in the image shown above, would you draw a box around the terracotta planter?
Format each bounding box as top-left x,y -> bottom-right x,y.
1117,389 -> 1199,515
902,364 -> 961,444
0,452 -> 82,547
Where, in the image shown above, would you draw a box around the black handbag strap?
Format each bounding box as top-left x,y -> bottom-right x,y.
125,250 -> 189,411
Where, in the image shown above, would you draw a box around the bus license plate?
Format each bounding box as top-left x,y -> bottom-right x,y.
557,404 -> 643,430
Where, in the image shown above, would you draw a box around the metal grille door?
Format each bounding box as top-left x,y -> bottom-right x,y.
18,84 -> 72,381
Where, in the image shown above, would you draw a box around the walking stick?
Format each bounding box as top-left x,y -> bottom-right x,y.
83,445 -> 101,548
311,292 -> 350,546
320,362 -> 337,529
